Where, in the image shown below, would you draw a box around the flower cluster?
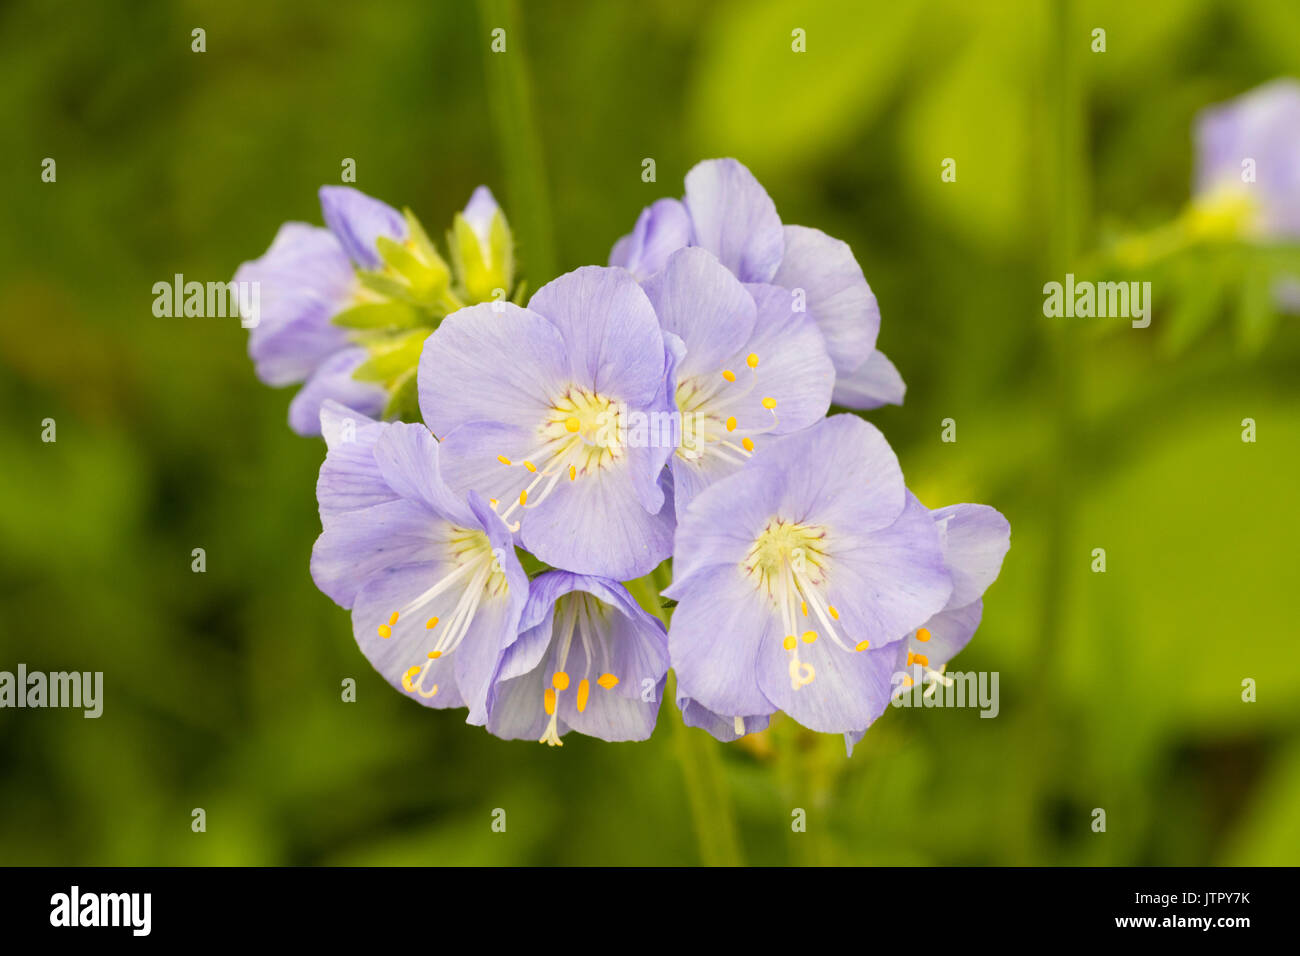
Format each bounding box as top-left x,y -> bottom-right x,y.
237,159 -> 1010,748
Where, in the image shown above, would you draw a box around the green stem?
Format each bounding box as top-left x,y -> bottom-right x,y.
475,0 -> 558,284
630,563 -> 744,866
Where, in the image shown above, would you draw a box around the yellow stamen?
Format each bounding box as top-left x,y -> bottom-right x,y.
388,612 -> 399,626
569,465 -> 576,481
909,652 -> 929,667
377,625 -> 392,639
489,497 -> 499,507
761,397 -> 777,410
725,416 -> 737,432
722,369 -> 736,382
597,673 -> 619,689
564,417 -> 581,433
801,601 -> 808,616
902,675 -> 914,688
428,650 -> 441,659
544,687 -> 556,715
915,627 -> 931,642
401,665 -> 421,690
783,635 -> 796,650
552,671 -> 570,691
576,679 -> 590,712
519,489 -> 528,506
802,630 -> 817,644
426,616 -> 439,629
497,455 -> 512,466
746,353 -> 759,369
854,640 -> 870,652
742,437 -> 754,451
829,606 -> 840,620
524,460 -> 537,473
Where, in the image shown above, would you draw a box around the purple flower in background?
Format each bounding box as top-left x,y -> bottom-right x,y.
235,187 -> 408,435
665,414 -> 952,735
1195,79 -> 1300,240
610,158 -> 905,410
310,401 -> 527,723
642,247 -> 835,513
487,571 -> 669,746
844,501 -> 1010,753
418,266 -> 677,580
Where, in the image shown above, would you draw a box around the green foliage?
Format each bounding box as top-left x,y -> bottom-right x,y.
2,0 -> 1298,866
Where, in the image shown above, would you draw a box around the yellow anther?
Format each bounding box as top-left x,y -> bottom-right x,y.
388,612 -> 399,626
909,652 -> 929,667
722,369 -> 737,382
524,460 -> 537,473
855,640 -> 870,652
569,465 -> 576,481
725,416 -> 737,432
783,635 -> 797,650
829,606 -> 840,620
426,616 -> 439,629
401,665 -> 421,690
802,630 -> 817,644
427,650 -> 441,659
915,627 -> 931,642
497,455 -> 512,466
742,437 -> 754,451
519,489 -> 528,506
489,497 -> 499,508
552,671 -> 570,691
576,679 -> 590,712
902,675 -> 914,688
801,601 -> 808,616
564,417 -> 581,433
761,397 -> 777,410
597,673 -> 619,689
543,687 -> 556,715
377,625 -> 392,639
746,353 -> 759,369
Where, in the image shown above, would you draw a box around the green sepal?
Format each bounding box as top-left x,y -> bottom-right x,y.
331,300 -> 424,331
352,329 -> 429,385
382,366 -> 422,422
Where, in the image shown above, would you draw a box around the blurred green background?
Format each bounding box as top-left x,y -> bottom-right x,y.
2,0 -> 1298,865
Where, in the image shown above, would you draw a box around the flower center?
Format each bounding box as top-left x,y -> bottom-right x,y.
538,593 -> 622,747
674,352 -> 778,464
492,387 -> 622,530
375,527 -> 507,700
744,518 -> 866,691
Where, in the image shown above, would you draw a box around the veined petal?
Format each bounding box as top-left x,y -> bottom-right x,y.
771,224 -> 879,375
757,629 -> 903,735
931,503 -> 1011,609
684,159 -> 784,283
417,303 -> 570,435
288,347 -> 387,437
668,564 -> 777,718
826,492 -> 952,650
832,350 -> 906,410
677,695 -> 772,743
526,266 -> 668,407
319,186 -> 407,270
609,198 -> 693,281
641,246 -> 756,380
372,422 -> 476,527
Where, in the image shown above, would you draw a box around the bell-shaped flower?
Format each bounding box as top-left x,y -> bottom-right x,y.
487,571 -> 669,746
309,401 -> 528,723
